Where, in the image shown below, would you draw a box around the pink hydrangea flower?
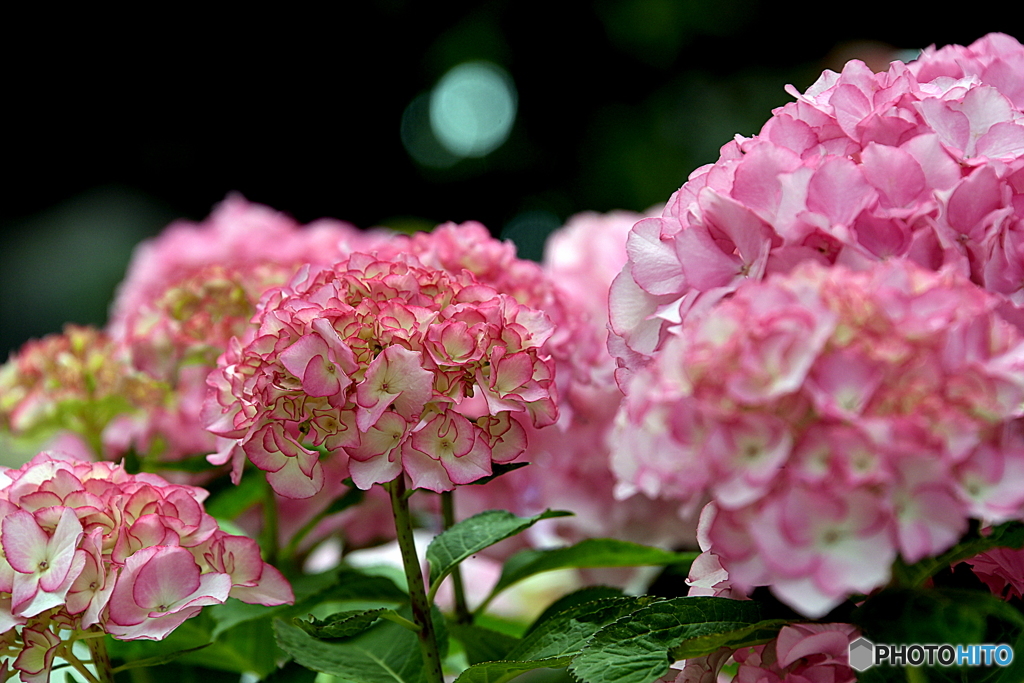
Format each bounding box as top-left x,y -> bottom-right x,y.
609,33 -> 1024,382
613,260 -> 1024,616
660,623 -> 857,683
104,195 -> 384,465
372,220 -> 601,389
204,252 -> 558,497
0,451 -> 292,665
401,212 -> 693,557
964,545 -> 1024,600
0,326 -> 167,454
730,623 -> 858,683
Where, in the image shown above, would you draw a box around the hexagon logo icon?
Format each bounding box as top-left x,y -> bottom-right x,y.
849,637 -> 875,672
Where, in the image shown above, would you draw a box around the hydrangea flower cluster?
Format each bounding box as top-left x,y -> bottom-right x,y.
0,451 -> 292,682
110,195 -> 374,379
613,260 -> 1024,616
609,33 -> 1024,380
0,326 -> 166,453
204,251 -> 558,497
103,196 -> 379,465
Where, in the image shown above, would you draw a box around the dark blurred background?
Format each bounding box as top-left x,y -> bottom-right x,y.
2,2 -> 1019,360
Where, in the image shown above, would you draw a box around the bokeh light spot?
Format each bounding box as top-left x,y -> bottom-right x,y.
429,62 -> 517,159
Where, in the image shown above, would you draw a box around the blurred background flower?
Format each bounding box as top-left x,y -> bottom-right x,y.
1,1 -> 1017,361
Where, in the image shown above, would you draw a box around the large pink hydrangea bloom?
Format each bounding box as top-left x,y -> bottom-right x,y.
613,260 -> 1024,616
609,33 -> 1024,382
204,251 -> 558,497
0,451 -> 292,681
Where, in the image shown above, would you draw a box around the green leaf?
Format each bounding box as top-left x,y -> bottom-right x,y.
111,643 -> 213,673
455,596 -> 654,683
108,611 -> 280,678
148,452 -> 223,473
669,619 -> 789,660
526,586 -> 625,636
204,469 -> 268,520
296,608 -> 393,639
426,509 -> 572,595
449,623 -> 521,665
209,567 -> 408,639
482,540 -> 697,611
568,596 -> 769,683
275,616 -> 425,683
465,462 -> 531,486
261,660 -> 320,683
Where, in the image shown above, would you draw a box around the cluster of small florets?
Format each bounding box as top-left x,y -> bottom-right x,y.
204,252 -> 558,497
0,452 -> 292,682
99,196 -> 379,465
613,260 -> 1024,616
375,221 -> 604,389
110,195 -> 373,379
609,33 -> 1024,379
0,326 -> 166,449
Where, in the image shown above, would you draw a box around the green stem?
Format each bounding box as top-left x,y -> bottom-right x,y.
261,480 -> 280,566
441,490 -> 471,625
379,611 -> 423,632
57,642 -> 101,683
86,634 -> 115,683
386,475 -> 444,683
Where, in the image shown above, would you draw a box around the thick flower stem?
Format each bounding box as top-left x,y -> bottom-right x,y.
441,490 -> 471,624
387,475 -> 444,683
86,634 -> 116,683
261,480 -> 280,566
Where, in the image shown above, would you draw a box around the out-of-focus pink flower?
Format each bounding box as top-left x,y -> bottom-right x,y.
0,326 -> 167,453
660,648 -> 732,683
0,451 -> 293,659
609,33 -> 1024,382
205,252 -> 557,497
111,195 -> 378,379
614,260 -> 1024,616
104,195 -> 385,466
964,545 -> 1024,600
732,623 -> 858,683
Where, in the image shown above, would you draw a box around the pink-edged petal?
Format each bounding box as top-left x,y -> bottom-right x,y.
279,334 -> 328,379
356,345 -> 432,430
1,510 -> 48,573
626,218 -> 685,295
132,547 -> 202,610
228,564 -> 294,606
348,450 -> 403,490
401,443 -> 456,492
267,457 -> 325,499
